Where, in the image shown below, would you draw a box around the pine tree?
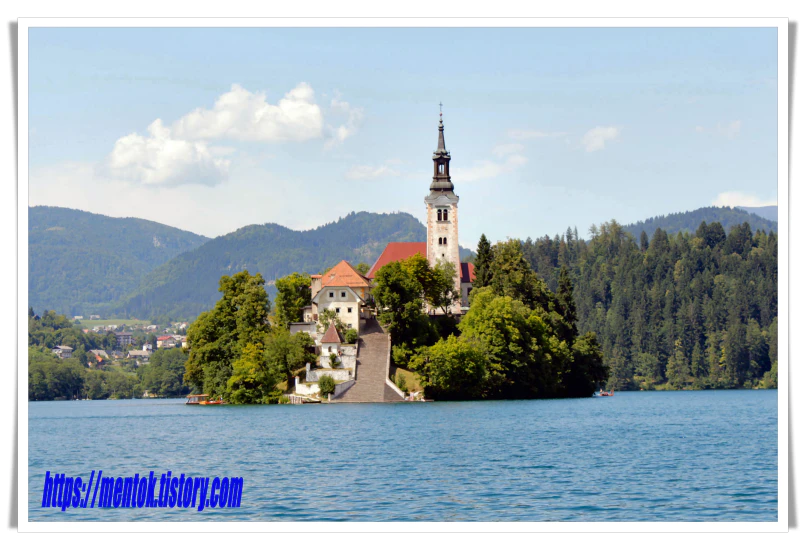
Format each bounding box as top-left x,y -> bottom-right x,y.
474,234 -> 493,288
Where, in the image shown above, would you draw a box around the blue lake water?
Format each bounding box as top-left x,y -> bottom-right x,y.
28,390 -> 777,522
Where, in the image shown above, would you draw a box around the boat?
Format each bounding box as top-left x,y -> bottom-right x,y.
597,389 -> 615,397
186,394 -> 227,405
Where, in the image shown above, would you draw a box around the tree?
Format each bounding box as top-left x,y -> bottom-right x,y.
185,271 -> 271,398
427,260 -> 460,315
474,233 -> 493,287
317,308 -> 346,334
227,342 -> 277,404
318,375 -> 336,397
487,239 -> 551,312
354,262 -> 371,275
265,328 -> 316,391
372,260 -> 434,347
554,266 -> 578,343
274,272 -> 311,328
665,339 -> 691,389
139,348 -> 189,397
409,335 -> 489,400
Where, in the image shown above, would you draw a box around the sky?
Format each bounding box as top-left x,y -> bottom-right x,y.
27,26 -> 779,248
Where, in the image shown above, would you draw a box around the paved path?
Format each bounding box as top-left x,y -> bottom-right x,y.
331,318 -> 404,403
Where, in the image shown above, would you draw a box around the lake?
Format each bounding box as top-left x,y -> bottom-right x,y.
28,389 -> 778,522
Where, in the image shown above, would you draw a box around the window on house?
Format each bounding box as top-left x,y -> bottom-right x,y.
335,308 -> 340,313
328,346 -> 332,353
347,307 -> 352,313
437,209 -> 442,221
341,291 -> 346,298
347,324 -> 353,328
329,292 -> 334,298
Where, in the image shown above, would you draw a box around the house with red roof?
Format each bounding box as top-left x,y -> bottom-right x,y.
310,260 -> 372,332
156,335 -> 176,349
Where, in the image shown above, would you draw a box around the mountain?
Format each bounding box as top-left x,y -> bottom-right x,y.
116,211 -> 444,319
29,206 -> 209,316
736,205 -> 778,223
622,206 -> 777,241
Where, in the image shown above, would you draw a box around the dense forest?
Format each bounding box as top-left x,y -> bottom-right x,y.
29,206 -> 208,316
117,211 -> 471,320
622,206 -> 777,241
521,220 -> 778,390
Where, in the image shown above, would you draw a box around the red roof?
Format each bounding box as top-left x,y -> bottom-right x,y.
367,242 -> 427,278
157,335 -> 175,341
461,262 -> 475,284
321,260 -> 371,288
321,323 -> 342,344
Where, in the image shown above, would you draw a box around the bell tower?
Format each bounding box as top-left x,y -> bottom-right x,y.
425,108 -> 462,314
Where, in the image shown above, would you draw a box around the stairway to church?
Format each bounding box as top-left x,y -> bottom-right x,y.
331,318 -> 404,403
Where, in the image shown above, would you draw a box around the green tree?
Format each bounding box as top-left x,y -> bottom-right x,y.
139,348 -> 189,397
665,339 -> 691,389
487,239 -> 551,311
185,271 -> 271,398
318,375 -> 336,397
474,233 -> 493,287
409,335 -> 489,400
266,328 -> 316,391
354,262 -> 371,275
427,260 -> 460,315
274,272 -> 311,328
227,342 -> 277,404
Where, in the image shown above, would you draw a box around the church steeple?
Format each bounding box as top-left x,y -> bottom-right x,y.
430,108 -> 453,192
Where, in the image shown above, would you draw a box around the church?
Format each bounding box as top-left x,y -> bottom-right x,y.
366,112 -> 475,314
301,112 -> 475,336
294,113 -> 475,400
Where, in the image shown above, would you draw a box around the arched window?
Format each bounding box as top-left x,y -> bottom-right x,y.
437,209 -> 442,222
438,164 -> 444,174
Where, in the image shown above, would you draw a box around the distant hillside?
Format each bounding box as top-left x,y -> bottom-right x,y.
737,205 -> 778,223
29,206 -> 209,316
115,211 -> 443,319
623,206 -> 777,241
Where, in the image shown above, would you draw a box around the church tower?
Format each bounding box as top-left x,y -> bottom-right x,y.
425,110 -> 462,314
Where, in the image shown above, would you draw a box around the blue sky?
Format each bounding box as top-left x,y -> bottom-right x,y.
27,27 -> 778,246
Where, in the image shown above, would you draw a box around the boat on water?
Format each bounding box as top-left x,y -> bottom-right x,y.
186,394 -> 227,405
597,389 -> 615,397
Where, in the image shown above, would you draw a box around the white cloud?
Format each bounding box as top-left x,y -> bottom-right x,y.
508,129 -> 568,140
325,97 -> 364,148
105,119 -> 231,187
492,143 -> 524,158
581,126 -> 621,152
104,83 -> 363,187
344,163 -> 401,180
453,153 -> 527,182
172,83 -> 324,142
712,191 -> 776,208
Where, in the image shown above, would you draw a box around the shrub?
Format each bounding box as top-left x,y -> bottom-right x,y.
329,353 -> 341,367
344,328 -> 358,344
319,375 -> 336,396
395,371 -> 408,393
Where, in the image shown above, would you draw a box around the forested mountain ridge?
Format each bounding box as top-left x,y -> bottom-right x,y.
29,206 -> 209,316
522,220 -> 777,390
737,205 -> 778,223
115,211 -> 435,319
622,206 -> 776,240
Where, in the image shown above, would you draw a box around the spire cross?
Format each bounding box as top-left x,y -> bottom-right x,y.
439,101 -> 443,116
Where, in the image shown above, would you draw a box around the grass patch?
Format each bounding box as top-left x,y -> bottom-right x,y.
391,367 -> 422,393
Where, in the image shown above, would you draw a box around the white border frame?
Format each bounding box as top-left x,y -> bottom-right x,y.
16,17 -> 789,533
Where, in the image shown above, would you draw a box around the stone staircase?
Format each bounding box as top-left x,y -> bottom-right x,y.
331,318 -> 404,403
